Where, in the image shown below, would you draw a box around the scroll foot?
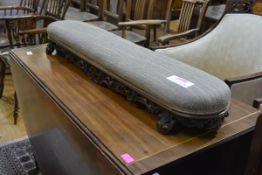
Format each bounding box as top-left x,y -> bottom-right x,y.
46,42 -> 55,55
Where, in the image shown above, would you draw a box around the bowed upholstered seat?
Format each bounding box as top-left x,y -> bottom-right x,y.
46,20 -> 231,134
157,14 -> 262,107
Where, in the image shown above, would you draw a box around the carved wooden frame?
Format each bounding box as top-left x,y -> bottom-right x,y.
46,41 -> 228,134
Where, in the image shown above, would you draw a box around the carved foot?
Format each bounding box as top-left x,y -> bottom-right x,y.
205,115 -> 226,131
157,112 -> 176,134
46,42 -> 55,55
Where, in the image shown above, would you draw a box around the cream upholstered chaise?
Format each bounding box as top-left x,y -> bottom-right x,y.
157,14 -> 262,108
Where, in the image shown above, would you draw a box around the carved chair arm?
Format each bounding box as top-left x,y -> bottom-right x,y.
0,13 -> 56,22
118,20 -> 167,28
17,15 -> 58,34
17,15 -> 58,45
158,28 -> 199,45
118,20 -> 167,40
19,27 -> 48,35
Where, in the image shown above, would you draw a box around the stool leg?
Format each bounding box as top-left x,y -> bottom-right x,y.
0,59 -> 6,98
14,92 -> 19,125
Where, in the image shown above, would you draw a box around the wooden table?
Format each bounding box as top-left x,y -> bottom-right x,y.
10,44 -> 261,175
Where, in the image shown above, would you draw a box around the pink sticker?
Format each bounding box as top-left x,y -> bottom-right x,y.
167,75 -> 194,88
121,153 -> 135,164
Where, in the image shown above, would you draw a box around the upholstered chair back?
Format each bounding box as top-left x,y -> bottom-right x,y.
157,14 -> 262,80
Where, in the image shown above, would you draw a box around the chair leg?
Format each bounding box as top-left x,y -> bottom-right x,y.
144,26 -> 151,48
0,59 -> 6,99
13,92 -> 19,125
153,26 -> 157,42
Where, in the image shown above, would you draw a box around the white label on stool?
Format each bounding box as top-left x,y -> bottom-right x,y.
167,75 -> 194,88
26,51 -> 33,55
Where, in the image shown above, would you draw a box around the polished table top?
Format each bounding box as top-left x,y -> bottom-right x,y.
11,44 -> 261,174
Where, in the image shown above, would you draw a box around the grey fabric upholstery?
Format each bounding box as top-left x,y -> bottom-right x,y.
47,20 -> 231,118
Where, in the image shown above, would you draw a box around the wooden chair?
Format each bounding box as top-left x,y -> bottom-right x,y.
112,0 -> 165,47
43,0 -> 71,19
65,0 -> 103,22
158,0 -> 209,45
252,0 -> 262,15
86,0 -> 125,31
71,0 -> 86,11
19,0 -> 40,11
0,0 -> 40,47
18,0 -> 71,45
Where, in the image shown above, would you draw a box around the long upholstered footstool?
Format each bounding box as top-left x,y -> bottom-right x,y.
46,21 -> 231,134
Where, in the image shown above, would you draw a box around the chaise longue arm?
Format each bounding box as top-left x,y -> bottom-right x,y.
225,71 -> 262,87
225,71 -> 262,109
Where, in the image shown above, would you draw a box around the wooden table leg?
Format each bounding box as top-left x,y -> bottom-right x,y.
80,0 -> 86,11
5,20 -> 13,47
14,92 -> 19,124
144,26 -> 151,48
0,58 -> 6,98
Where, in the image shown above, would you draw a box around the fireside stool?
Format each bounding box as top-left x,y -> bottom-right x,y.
46,20 -> 231,134
157,14 -> 262,107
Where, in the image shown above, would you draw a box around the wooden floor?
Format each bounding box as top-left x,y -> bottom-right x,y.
0,75 -> 27,144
